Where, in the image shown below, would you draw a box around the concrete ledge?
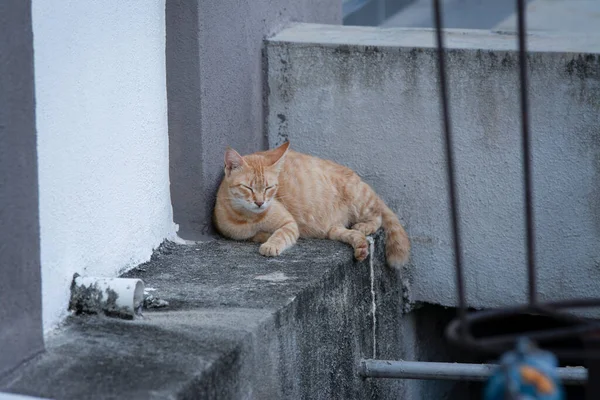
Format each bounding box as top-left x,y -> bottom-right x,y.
269,23 -> 600,53
1,234 -> 420,399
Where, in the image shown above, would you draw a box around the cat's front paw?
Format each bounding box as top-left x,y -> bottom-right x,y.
259,242 -> 282,257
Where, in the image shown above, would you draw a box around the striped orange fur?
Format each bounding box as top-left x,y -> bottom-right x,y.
213,142 -> 410,268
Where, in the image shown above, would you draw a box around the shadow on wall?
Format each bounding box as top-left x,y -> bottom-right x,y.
165,0 -> 342,240
0,0 -> 44,379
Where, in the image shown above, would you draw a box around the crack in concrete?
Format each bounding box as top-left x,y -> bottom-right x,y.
367,236 -> 377,358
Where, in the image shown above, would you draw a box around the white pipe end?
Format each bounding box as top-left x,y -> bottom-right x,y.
69,274 -> 145,319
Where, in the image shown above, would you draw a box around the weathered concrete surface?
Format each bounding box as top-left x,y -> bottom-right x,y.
267,24 -> 600,311
495,0 -> 600,33
166,0 -> 341,239
2,235 -> 460,399
0,0 -> 44,379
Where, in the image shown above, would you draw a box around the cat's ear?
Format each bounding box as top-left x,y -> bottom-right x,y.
224,147 -> 245,176
269,141 -> 290,172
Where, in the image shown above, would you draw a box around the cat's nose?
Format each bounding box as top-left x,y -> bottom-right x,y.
255,201 -> 264,207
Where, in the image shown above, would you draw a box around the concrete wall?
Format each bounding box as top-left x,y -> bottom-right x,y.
0,0 -> 44,378
166,0 -> 342,239
32,0 -> 176,333
267,24 -> 600,310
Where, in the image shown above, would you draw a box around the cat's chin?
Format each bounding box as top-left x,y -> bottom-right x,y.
230,198 -> 269,214
234,200 -> 271,214
248,206 -> 269,214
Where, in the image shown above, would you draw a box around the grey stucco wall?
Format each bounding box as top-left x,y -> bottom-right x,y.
166,0 -> 342,239
0,0 -> 44,378
266,24 -> 600,310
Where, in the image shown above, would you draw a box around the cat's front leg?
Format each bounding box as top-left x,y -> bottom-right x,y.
259,220 -> 299,256
258,203 -> 299,257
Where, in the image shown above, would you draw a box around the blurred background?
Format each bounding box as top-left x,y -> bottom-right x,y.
343,0 -> 531,29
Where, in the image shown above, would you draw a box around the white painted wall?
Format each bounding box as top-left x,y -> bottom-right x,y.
32,0 -> 176,333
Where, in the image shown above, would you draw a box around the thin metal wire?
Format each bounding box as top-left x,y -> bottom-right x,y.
432,0 -> 467,333
362,1 -> 600,388
440,0 -> 600,358
516,0 -> 537,305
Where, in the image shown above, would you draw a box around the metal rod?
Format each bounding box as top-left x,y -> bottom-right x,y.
432,0 -> 468,335
359,360 -> 587,385
516,0 -> 537,305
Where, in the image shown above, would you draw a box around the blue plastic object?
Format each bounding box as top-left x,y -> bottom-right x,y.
484,338 -> 565,400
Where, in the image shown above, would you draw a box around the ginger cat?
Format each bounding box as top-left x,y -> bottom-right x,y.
213,142 -> 410,268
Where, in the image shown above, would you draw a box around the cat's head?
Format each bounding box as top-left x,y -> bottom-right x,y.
222,141 -> 290,213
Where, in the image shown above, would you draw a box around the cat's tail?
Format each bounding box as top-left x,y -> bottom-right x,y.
379,200 -> 410,269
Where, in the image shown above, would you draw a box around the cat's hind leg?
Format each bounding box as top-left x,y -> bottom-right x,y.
351,215 -> 382,236
328,226 -> 369,262
350,181 -> 383,236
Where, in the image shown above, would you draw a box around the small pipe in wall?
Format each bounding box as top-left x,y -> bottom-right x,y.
358,360 -> 588,385
68,273 -> 145,319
